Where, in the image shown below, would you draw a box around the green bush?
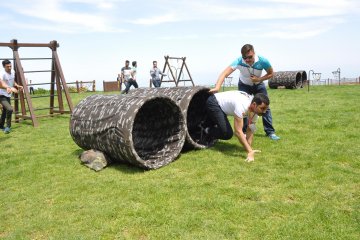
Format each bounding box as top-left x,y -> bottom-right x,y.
68,86 -> 89,93
33,88 -> 49,95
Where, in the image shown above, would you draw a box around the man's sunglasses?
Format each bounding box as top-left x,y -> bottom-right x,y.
242,55 -> 253,60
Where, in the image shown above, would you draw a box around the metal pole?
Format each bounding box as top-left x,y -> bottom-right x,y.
308,70 -> 314,92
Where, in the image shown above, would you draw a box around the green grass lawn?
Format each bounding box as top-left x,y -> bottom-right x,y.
0,85 -> 359,239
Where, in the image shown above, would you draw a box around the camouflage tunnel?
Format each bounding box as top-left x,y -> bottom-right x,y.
128,86 -> 217,150
269,70 -> 307,89
70,94 -> 186,169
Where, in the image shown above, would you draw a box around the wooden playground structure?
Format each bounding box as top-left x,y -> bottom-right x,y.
158,55 -> 195,87
0,39 -> 73,127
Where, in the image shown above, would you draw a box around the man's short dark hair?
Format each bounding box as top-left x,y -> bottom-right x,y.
153,61 -> 157,64
2,59 -> 11,67
252,93 -> 270,106
125,60 -> 129,63
241,44 -> 254,56
132,61 -> 137,66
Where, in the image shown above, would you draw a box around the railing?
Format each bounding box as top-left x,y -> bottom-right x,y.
310,77 -> 360,86
66,80 -> 96,93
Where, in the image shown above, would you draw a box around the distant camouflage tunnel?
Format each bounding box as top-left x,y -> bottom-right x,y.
70,94 -> 186,169
128,86 -> 217,150
269,71 -> 307,89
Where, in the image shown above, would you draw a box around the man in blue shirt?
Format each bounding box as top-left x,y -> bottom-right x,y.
150,61 -> 167,87
210,44 -> 280,140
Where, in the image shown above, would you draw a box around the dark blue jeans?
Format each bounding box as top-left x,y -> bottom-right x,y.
152,79 -> 161,88
238,81 -> 275,135
205,95 -> 233,140
123,79 -> 138,94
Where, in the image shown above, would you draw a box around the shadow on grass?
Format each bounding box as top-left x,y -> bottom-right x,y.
109,162 -> 147,174
109,154 -> 183,173
0,136 -> 10,143
208,141 -> 245,157
17,121 -> 34,127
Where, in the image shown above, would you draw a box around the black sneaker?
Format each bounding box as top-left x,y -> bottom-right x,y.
198,126 -> 211,144
197,122 -> 206,141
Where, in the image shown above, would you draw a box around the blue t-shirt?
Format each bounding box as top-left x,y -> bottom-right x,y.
230,55 -> 271,86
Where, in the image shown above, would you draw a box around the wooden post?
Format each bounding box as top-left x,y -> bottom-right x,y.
177,57 -> 195,86
10,39 -> 38,127
55,71 -> 64,112
51,41 -> 73,112
50,53 -> 56,115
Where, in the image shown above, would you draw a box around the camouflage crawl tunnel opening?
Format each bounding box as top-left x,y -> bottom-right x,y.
128,86 -> 217,149
70,94 -> 186,169
269,70 -> 307,89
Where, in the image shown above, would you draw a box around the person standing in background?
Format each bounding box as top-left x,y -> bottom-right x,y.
120,60 -> 132,94
150,61 -> 166,87
29,79 -> 35,95
122,61 -> 138,94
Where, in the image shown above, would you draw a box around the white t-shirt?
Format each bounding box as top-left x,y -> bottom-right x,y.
121,67 -> 132,81
214,90 -> 258,122
0,70 -> 15,97
132,67 -> 137,80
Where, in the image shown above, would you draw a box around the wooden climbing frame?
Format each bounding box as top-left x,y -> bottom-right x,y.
0,39 -> 73,127
160,55 -> 195,87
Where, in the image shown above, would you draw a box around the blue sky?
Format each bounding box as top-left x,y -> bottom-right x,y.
0,0 -> 359,89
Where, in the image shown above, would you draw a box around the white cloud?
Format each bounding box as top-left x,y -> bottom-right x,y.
0,0 -> 127,33
62,0 -> 129,9
240,17 -> 346,39
130,0 -> 359,24
262,28 -> 331,39
130,0 -> 358,40
157,34 -> 200,41
0,0 -> 358,38
129,14 -> 177,25
151,15 -> 348,41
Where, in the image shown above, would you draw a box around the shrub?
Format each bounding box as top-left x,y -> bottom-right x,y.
33,88 -> 49,95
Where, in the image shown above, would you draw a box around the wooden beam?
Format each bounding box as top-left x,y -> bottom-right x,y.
13,50 -> 39,127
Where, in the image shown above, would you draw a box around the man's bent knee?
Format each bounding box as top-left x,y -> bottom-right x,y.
222,131 -> 233,140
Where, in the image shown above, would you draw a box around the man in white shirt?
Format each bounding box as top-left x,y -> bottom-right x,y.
122,61 -> 139,94
204,91 -> 269,162
0,59 -> 22,134
0,78 -> 14,92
